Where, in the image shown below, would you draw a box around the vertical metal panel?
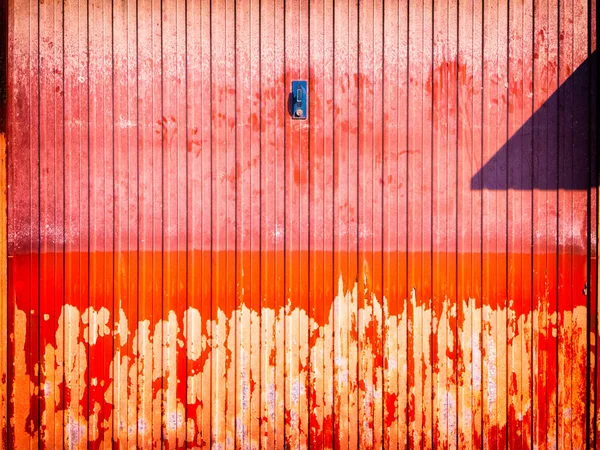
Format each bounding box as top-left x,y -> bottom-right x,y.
0,0 -> 6,444
506,0 -> 533,446
533,0 -> 559,446
3,0 -> 598,448
0,133 -> 7,450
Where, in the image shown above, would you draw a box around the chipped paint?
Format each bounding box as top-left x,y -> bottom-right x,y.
5,259 -> 596,447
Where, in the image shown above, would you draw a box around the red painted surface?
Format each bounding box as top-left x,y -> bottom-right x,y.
3,0 -> 598,448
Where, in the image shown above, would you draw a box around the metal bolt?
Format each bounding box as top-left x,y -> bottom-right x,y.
295,108 -> 303,117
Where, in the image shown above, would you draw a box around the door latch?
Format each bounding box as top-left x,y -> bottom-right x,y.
289,80 -> 308,120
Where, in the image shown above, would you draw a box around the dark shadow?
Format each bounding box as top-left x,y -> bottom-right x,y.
287,92 -> 295,118
471,51 -> 597,190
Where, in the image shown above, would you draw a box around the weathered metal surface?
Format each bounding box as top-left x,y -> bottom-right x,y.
2,0 -> 598,448
1,132 -> 7,449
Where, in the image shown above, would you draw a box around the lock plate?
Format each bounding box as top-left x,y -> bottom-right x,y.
290,80 -> 308,120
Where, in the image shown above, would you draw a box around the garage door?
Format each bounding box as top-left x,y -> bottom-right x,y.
2,0 -> 598,448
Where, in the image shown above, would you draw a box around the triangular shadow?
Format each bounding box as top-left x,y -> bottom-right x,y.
471,51 -> 597,190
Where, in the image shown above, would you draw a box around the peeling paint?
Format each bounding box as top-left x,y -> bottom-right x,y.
5,267 -> 595,448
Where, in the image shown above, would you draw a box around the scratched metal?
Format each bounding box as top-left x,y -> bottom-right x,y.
2,0 -> 598,448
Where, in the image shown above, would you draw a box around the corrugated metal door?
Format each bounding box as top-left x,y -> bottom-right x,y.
2,0 -> 598,448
